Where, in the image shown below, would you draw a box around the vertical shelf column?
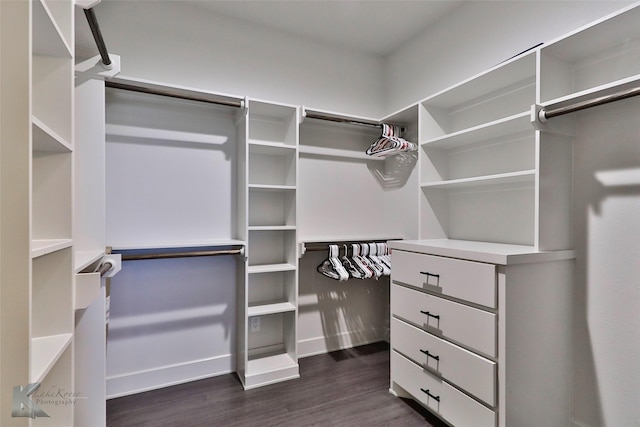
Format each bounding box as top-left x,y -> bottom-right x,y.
237,99 -> 300,389
31,0 -> 75,425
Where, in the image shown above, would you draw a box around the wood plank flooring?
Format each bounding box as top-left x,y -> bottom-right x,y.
107,342 -> 447,426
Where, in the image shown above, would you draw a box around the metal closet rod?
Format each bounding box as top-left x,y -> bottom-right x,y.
304,110 -> 406,133
84,7 -> 111,68
119,247 -> 245,261
540,85 -> 640,121
105,80 -> 244,108
304,240 -> 390,253
98,261 -> 113,277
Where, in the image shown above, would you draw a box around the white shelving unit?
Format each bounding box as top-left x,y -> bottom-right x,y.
391,5 -> 640,427
237,99 -> 300,389
418,49 -> 572,250
0,1 -> 78,425
32,0 -> 75,424
539,3 -> 640,106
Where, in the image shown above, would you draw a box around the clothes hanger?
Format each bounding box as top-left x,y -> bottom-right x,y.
351,243 -> 373,279
368,242 -> 390,276
341,244 -> 363,279
317,245 -> 348,281
366,123 -> 417,158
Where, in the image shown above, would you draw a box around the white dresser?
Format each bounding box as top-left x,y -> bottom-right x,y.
389,240 -> 574,427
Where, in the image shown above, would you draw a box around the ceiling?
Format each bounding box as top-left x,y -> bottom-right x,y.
77,1 -> 466,57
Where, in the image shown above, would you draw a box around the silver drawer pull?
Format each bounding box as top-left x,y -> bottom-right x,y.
420,271 -> 440,278
420,310 -> 440,320
420,388 -> 441,402
419,349 -> 440,361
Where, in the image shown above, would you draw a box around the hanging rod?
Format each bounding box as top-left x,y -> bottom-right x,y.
105,80 -> 244,108
539,84 -> 640,121
97,261 -> 113,277
119,247 -> 245,261
83,7 -> 112,69
303,109 -> 406,133
302,240 -> 392,254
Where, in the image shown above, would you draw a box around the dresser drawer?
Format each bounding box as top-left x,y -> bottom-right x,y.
391,317 -> 496,406
392,250 -> 496,308
391,351 -> 496,427
391,283 -> 496,357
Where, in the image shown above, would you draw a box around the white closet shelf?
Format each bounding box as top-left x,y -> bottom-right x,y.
30,333 -> 73,383
541,3 -> 640,62
75,250 -> 106,273
248,302 -> 296,317
421,111 -> 532,149
33,116 -> 73,153
249,225 -> 296,231
248,184 -> 296,191
31,239 -> 73,258
106,124 -> 229,146
248,140 -> 297,154
298,145 -> 384,161
32,0 -> 72,58
421,169 -> 535,190
389,239 -> 575,265
109,239 -> 245,251
420,51 -> 536,109
247,353 -> 298,376
540,74 -> 640,111
248,263 -> 297,274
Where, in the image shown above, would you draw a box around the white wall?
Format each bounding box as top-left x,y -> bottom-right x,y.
572,97 -> 640,427
83,1 -> 386,117
385,1 -> 634,113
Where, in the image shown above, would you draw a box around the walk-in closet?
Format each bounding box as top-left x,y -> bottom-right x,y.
1,1 -> 638,426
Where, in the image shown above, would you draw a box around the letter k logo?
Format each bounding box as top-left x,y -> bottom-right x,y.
12,383 -> 49,418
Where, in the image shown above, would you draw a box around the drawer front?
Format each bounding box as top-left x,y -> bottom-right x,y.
391,317 -> 496,406
391,283 -> 496,357
391,351 -> 496,427
392,250 -> 496,308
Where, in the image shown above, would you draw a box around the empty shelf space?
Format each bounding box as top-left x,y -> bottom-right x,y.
30,333 -> 73,383
248,263 -> 297,274
248,302 -> 296,317
247,352 -> 297,375
540,75 -> 640,112
31,239 -> 73,258
32,0 -> 72,57
421,170 -> 536,190
32,117 -> 72,152
421,51 -> 536,110
421,111 -> 532,148
106,124 -> 230,146
249,140 -> 297,154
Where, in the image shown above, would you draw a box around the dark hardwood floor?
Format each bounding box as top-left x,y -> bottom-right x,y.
107,342 -> 447,426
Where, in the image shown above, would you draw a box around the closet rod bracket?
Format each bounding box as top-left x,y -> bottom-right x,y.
98,253 -> 122,278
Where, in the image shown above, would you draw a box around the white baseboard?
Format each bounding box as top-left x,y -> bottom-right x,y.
298,328 -> 386,358
106,354 -> 234,399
